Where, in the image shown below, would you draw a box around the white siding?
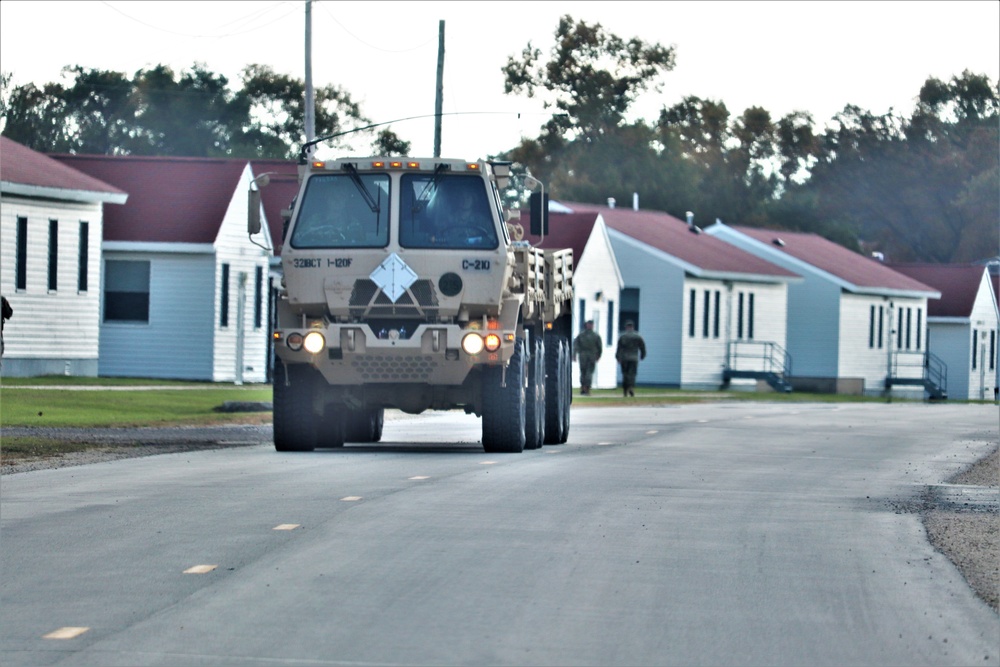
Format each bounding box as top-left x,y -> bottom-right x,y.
99,252 -> 216,379
570,219 -> 623,389
0,196 -> 103,376
932,271 -> 1000,400
609,231 -> 686,386
681,278 -> 788,390
211,165 -> 272,383
839,294 -> 927,396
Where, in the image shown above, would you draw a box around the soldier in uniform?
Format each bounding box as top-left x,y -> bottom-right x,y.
573,319 -> 602,395
615,320 -> 646,397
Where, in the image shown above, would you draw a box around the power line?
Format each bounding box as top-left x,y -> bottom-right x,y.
99,0 -> 300,40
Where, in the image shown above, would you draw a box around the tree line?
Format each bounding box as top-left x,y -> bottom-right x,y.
2,14 -> 996,263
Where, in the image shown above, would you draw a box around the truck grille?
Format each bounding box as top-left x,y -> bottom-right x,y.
349,279 -> 438,317
350,354 -> 439,381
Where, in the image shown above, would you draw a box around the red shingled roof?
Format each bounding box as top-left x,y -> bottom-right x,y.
889,263 -> 990,317
560,202 -> 798,280
1,136 -> 125,197
51,154 -> 248,243
731,226 -> 938,294
520,211 -> 600,262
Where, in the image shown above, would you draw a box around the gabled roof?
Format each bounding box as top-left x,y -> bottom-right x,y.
559,202 -> 798,282
718,224 -> 939,297
51,154 -> 249,243
889,263 -> 992,318
0,136 -> 127,204
249,159 -> 300,257
520,211 -> 601,262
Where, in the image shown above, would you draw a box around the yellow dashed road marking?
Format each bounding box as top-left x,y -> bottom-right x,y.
183,564 -> 218,574
44,627 -> 89,640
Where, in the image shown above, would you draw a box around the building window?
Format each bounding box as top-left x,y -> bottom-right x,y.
78,222 -> 89,292
606,300 -> 615,342
47,219 -> 58,291
254,265 -> 264,329
737,293 -> 744,339
990,330 -> 996,371
869,306 -> 876,348
220,263 -> 230,327
748,293 -> 755,340
688,289 -> 696,337
916,309 -> 922,350
104,260 -> 150,322
702,290 -> 710,338
15,217 -> 27,290
972,329 -> 978,369
878,306 -> 884,349
713,290 -> 721,338
897,310 -> 904,349
905,308 -> 912,350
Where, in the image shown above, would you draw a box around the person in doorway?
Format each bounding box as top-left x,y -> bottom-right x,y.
615,320 -> 646,397
573,319 -> 602,395
1,295 -> 12,365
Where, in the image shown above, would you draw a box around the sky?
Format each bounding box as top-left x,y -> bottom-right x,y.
1,0 -> 998,160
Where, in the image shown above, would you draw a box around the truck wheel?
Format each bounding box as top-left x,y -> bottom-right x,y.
273,358 -> 318,452
544,335 -> 569,444
318,405 -> 346,448
482,338 -> 527,453
524,336 -> 546,450
345,407 -> 384,443
558,338 -> 571,443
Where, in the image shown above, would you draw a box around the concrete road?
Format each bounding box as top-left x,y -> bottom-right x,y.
1,402 -> 998,666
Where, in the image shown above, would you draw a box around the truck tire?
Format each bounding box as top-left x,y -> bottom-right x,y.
525,336 -> 546,450
345,407 -> 384,443
544,335 -> 569,444
317,405 -> 346,448
273,358 -> 318,452
482,338 -> 527,453
558,339 -> 571,443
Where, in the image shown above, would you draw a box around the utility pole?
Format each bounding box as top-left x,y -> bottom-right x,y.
304,0 -> 316,146
433,20 -> 445,157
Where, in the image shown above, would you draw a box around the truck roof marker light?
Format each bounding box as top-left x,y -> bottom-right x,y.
312,161 -> 325,169
389,161 -> 403,169
371,161 -> 386,168
407,161 -> 420,169
466,163 -> 480,171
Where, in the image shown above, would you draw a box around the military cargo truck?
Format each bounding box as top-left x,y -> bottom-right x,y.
249,156 -> 573,453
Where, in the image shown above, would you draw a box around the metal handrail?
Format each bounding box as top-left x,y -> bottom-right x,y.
726,341 -> 792,377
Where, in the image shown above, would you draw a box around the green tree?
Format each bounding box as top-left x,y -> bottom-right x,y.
0,75 -> 73,152
502,14 -> 676,145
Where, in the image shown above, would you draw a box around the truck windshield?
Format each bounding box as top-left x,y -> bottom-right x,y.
399,174 -> 498,249
290,173 -> 390,248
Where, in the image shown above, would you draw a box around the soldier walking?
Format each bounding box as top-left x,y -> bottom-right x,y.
573,319 -> 602,395
615,320 -> 646,397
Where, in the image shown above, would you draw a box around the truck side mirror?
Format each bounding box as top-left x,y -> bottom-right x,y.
529,191 -> 549,236
248,173 -> 271,235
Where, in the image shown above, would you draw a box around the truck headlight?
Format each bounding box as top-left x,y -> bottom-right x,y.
286,332 -> 304,351
461,333 -> 484,355
303,331 -> 326,354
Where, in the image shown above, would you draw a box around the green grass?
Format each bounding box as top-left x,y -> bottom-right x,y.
1,378 -> 272,427
570,386 -> 895,405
